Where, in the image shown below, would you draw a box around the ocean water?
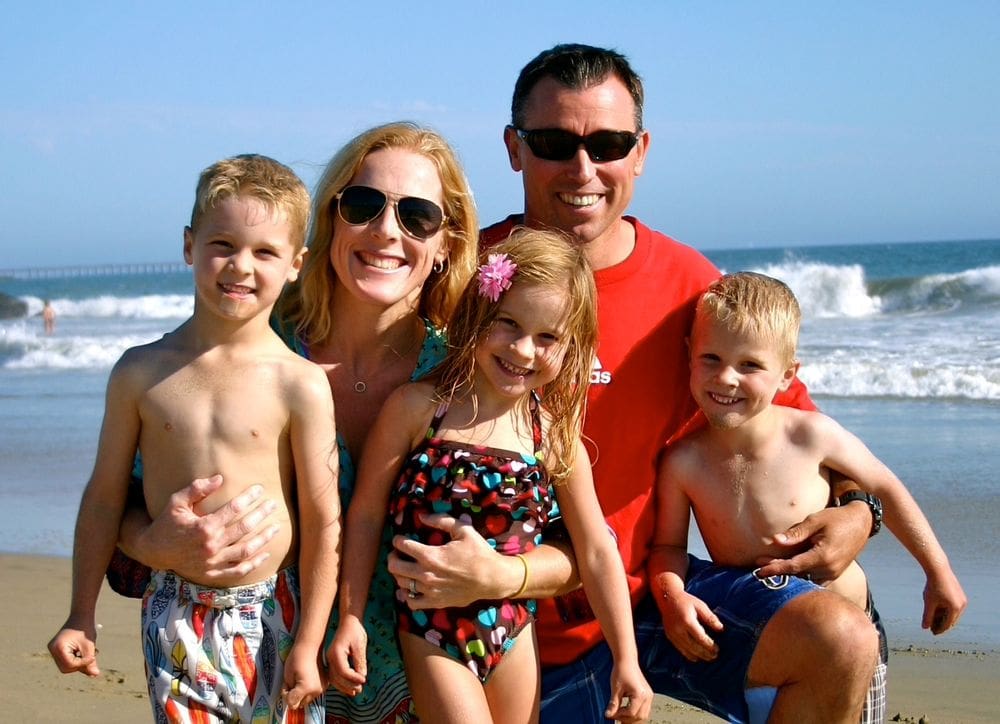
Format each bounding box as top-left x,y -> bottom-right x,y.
1,238 -> 998,650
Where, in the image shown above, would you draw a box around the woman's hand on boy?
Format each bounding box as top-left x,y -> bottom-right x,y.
132,475 -> 279,581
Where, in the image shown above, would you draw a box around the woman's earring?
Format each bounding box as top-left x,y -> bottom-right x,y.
433,260 -> 445,274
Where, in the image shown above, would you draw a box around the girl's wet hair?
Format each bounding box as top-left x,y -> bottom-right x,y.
436,227 -> 598,482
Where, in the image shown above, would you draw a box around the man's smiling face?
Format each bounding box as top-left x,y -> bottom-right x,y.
505,74 -> 649,254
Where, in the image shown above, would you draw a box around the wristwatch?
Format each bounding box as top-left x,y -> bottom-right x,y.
837,490 -> 883,537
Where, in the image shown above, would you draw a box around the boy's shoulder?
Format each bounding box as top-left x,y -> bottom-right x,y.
255,335 -> 330,394
778,405 -> 838,440
659,428 -> 712,483
112,333 -> 184,380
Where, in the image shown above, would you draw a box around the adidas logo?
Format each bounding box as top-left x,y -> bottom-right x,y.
590,357 -> 612,385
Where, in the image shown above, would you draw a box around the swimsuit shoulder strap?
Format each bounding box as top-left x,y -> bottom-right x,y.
529,391 -> 543,455
426,401 -> 449,439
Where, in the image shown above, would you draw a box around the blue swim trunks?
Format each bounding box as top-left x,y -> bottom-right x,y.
540,555 -> 816,723
638,556 -> 817,722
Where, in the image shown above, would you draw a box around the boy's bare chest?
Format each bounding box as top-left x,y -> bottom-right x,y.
705,450 -> 829,512
690,447 -> 831,564
139,360 -> 291,447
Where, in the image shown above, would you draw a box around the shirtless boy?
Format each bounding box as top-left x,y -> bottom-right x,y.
650,271 -> 966,722
48,154 -> 340,723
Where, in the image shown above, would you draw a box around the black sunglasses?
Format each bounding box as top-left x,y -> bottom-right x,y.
334,185 -> 446,240
513,127 -> 640,162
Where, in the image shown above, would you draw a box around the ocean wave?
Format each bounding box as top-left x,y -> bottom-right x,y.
18,294 -> 192,320
799,359 -> 1000,401
740,261 -> 1000,319
0,323 -> 158,370
752,261 -> 880,318
870,265 -> 1000,313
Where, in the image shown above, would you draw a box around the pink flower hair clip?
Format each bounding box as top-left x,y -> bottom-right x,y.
477,253 -> 518,302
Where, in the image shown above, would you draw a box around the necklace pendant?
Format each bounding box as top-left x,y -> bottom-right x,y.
354,381 -> 367,393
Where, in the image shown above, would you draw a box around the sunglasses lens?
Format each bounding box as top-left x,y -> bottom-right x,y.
587,131 -> 638,162
337,186 -> 443,239
521,129 -> 637,162
397,197 -> 444,239
524,130 -> 578,161
338,186 -> 387,225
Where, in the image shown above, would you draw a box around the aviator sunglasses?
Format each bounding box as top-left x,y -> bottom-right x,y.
334,185 -> 446,240
513,127 -> 641,163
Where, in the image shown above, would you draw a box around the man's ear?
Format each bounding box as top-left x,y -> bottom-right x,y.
503,125 -> 523,172
632,129 -> 651,176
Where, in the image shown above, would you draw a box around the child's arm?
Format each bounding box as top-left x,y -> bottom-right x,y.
816,413 -> 967,634
282,365 -> 341,709
558,441 -> 652,723
325,384 -> 429,697
48,356 -> 142,676
648,444 -> 723,662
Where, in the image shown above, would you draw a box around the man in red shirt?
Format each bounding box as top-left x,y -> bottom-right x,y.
392,44 -> 880,723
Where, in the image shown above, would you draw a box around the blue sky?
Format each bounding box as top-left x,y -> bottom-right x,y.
2,1 -> 998,268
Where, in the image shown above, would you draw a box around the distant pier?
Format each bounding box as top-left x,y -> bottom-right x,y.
0,262 -> 189,280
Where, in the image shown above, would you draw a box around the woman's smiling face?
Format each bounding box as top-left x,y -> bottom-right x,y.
328,147 -> 448,311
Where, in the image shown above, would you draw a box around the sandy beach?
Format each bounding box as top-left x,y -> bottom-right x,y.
6,554 -> 995,723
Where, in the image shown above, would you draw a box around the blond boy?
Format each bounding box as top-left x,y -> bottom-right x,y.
48,155 -> 339,723
650,272 -> 966,722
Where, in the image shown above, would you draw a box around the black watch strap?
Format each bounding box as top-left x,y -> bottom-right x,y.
837,490 -> 883,537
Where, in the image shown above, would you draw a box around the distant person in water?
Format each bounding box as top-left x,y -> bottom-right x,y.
42,300 -> 55,334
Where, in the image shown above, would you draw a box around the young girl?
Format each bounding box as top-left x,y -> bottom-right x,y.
329,229 -> 652,723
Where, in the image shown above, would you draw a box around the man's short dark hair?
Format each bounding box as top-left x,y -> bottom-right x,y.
511,43 -> 645,131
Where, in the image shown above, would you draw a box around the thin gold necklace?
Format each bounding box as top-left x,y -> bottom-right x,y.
353,328 -> 422,393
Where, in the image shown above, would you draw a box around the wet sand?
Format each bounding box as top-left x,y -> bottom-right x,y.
7,554 -> 995,723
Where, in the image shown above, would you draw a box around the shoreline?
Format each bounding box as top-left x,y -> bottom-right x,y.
8,553 -> 996,723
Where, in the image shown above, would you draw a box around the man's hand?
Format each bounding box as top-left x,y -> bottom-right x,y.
134,475 -> 279,581
754,503 -> 871,583
387,513 -> 510,609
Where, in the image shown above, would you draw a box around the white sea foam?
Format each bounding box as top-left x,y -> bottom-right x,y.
19,294 -> 192,320
800,358 -> 1000,400
754,261 -> 881,318
4,254 -> 999,399
3,329 -> 157,370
